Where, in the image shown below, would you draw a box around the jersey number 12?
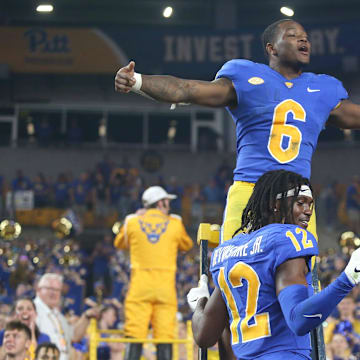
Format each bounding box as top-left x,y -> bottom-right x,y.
218,263 -> 271,344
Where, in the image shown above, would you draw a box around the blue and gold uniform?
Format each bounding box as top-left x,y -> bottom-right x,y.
114,209 -> 193,339
210,223 -> 319,360
216,60 -> 349,241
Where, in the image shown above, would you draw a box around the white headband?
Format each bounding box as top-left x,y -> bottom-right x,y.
276,185 -> 312,200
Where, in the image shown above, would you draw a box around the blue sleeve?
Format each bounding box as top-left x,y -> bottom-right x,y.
215,59 -> 254,106
320,75 -> 349,111
333,77 -> 349,109
0,330 -> 3,346
273,226 -> 318,270
278,272 -> 354,336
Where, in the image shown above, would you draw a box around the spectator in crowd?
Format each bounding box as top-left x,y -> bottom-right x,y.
34,273 -> 72,360
326,333 -> 357,360
201,179 -> 224,223
114,186 -> 193,360
91,235 -> 114,298
11,170 -> 32,192
33,173 -> 51,208
92,172 -> 109,224
325,294 -> 360,345
154,176 -> 167,190
214,161 -> 233,193
201,178 -> 223,204
35,343 -> 60,360
53,174 -> 71,209
126,169 -> 144,214
117,174 -> 133,220
71,172 -> 93,215
166,176 -> 183,215
97,306 -> 124,360
318,181 -> 339,230
346,176 -> 360,234
108,174 -> 123,217
34,273 -> 100,360
188,183 -> 204,231
2,321 -> 31,360
9,256 -> 35,292
0,298 -> 50,360
96,154 -> 115,186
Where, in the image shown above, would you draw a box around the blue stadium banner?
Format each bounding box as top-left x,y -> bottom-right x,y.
0,22 -> 358,75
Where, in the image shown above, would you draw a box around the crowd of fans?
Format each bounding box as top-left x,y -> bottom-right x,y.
0,155 -> 235,230
0,154 -> 359,236
0,154 -> 359,359
318,237 -> 360,360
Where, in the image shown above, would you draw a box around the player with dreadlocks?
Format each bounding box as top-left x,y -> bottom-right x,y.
187,170 -> 360,360
237,169 -> 312,235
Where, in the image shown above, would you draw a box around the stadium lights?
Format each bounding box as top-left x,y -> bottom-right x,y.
36,4 -> 54,13
280,6 -> 294,17
163,6 -> 173,18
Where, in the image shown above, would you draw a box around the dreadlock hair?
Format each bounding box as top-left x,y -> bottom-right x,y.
233,170 -> 312,237
261,19 -> 293,57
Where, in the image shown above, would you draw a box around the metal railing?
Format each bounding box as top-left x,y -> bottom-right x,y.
88,319 -> 194,360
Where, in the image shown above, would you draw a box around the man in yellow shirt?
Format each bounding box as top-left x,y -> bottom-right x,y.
114,186 -> 193,360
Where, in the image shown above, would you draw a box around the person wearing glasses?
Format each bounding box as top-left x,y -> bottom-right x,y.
34,273 -> 101,360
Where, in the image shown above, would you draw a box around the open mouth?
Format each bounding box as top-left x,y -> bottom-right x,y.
21,316 -> 31,325
298,45 -> 309,56
299,219 -> 309,228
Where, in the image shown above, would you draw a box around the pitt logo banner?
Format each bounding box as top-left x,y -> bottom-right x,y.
0,27 -> 129,73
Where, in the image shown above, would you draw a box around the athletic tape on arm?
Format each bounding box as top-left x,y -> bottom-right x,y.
130,72 -> 156,101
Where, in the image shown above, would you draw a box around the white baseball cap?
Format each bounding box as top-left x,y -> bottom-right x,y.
142,186 -> 177,207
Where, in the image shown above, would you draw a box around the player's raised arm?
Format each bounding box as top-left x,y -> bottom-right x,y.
114,61 -> 237,108
329,99 -> 360,129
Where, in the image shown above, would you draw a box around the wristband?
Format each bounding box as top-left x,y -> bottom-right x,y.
132,72 -> 142,91
130,73 -> 156,101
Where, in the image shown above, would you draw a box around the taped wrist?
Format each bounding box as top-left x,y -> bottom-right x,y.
278,272 -> 354,336
130,72 -> 156,101
132,72 -> 142,91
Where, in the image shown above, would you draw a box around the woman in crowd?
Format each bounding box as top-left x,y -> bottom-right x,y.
0,297 -> 50,360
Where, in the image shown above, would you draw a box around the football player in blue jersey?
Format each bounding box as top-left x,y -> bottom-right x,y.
115,19 -> 360,243
187,169 -> 360,360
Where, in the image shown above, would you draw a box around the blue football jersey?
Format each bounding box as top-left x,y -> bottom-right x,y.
210,223 -> 319,360
216,60 -> 349,182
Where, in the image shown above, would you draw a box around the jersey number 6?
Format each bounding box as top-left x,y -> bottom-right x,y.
267,99 -> 306,164
218,263 -> 271,344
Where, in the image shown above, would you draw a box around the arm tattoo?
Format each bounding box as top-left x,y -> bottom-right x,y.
141,75 -> 203,103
